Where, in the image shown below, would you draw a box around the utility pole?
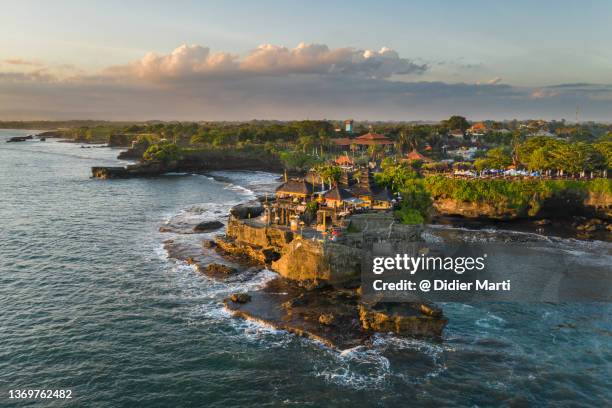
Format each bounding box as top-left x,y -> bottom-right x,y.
575,105 -> 580,123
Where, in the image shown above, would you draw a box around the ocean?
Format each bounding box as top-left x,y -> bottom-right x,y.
0,129 -> 610,407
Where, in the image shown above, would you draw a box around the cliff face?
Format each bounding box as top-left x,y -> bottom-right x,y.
227,217 -> 293,249
226,213 -> 424,287
221,212 -> 447,342
433,198 -> 519,220
271,239 -> 362,285
432,190 -> 612,221
584,191 -> 612,219
92,151 -> 283,178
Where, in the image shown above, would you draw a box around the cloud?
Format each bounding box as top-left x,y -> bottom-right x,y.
1,43 -> 612,121
240,43 -> 426,78
103,44 -> 238,80
3,58 -> 43,66
104,43 -> 426,81
530,89 -> 560,99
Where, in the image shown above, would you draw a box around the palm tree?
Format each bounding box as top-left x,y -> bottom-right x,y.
396,131 -> 410,154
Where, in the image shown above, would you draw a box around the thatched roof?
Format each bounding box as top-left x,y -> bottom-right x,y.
372,187 -> 394,202
276,179 -> 313,195
324,186 -> 353,201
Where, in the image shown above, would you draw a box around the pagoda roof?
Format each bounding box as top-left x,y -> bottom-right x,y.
276,179 -> 313,195
372,187 -> 394,202
405,149 -> 433,163
331,138 -> 353,146
353,132 -> 393,145
324,186 -> 353,201
335,155 -> 355,165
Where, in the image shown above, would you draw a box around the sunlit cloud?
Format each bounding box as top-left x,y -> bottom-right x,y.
102,43 -> 426,82
0,43 -> 611,120
3,58 -> 43,67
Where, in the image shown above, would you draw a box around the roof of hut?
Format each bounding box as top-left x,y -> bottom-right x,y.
276,179 -> 313,195
323,186 -> 353,201
372,187 -> 394,202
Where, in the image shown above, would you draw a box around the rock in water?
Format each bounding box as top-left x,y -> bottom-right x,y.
358,302 -> 447,337
318,313 -> 335,326
229,293 -> 252,304
193,220 -> 224,232
204,263 -> 237,277
229,201 -> 264,219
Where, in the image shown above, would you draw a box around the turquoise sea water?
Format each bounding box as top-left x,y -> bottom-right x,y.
0,129 -> 610,407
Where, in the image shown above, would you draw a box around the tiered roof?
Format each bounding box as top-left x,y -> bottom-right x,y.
353,132 -> 393,146
405,149 -> 433,163
324,186 -> 353,201
276,179 -> 313,195
335,155 -> 355,166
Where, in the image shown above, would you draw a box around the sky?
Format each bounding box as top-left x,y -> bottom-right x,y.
0,0 -> 611,121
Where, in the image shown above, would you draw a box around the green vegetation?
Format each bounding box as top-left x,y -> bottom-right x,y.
474,146 -> 512,170
279,151 -> 323,172
317,165 -> 342,185
517,137 -> 606,173
375,159 -> 430,224
143,141 -> 182,162
424,175 -> 612,216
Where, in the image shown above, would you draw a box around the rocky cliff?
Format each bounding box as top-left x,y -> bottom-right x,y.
219,211 -> 446,343
271,239 -> 362,285
433,189 -> 612,221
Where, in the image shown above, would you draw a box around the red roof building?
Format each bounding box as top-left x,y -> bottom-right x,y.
331,137 -> 353,146
404,149 -> 433,163
353,132 -> 393,146
334,155 -> 355,166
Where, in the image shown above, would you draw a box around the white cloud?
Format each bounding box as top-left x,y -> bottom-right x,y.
105,44 -> 239,80
240,42 -> 425,78
0,43 -> 610,120
103,43 -> 426,81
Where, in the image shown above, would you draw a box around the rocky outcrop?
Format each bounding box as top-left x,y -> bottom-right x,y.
6,136 -> 31,143
229,293 -> 251,304
204,263 -> 237,277
433,189 -> 612,221
36,130 -> 63,138
271,238 -> 362,286
93,150 -> 283,178
584,191 -> 612,220
358,302 -> 447,338
214,236 -> 269,265
107,134 -> 132,147
217,213 -> 447,343
92,162 -> 169,179
433,198 -> 518,220
224,278 -> 447,349
193,220 -> 224,232
227,217 -> 293,249
229,201 -> 264,219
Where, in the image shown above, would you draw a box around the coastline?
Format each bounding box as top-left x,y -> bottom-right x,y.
2,132 -> 610,404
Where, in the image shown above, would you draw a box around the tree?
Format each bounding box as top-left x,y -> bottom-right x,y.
317,165 -> 342,186
297,135 -> 316,153
594,141 -> 612,170
317,129 -> 330,155
396,131 -> 410,154
442,115 -> 470,132
143,142 -> 182,163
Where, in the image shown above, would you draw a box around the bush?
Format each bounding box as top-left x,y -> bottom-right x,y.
424,175 -> 610,216
395,208 -> 425,224
143,142 -> 182,162
279,151 -> 323,172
